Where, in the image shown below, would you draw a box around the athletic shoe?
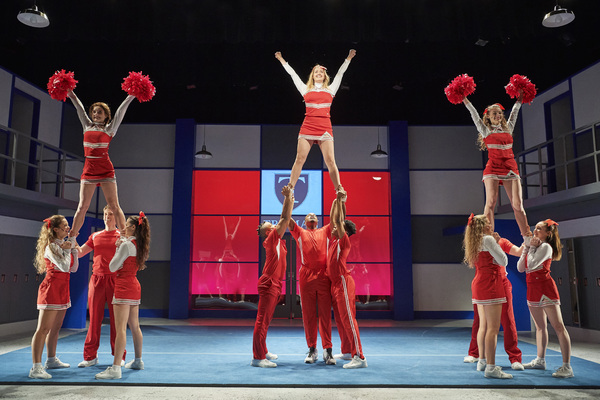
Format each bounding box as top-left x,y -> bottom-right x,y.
29,365 -> 51,379
552,366 -> 574,378
251,359 -> 277,368
334,352 -> 352,360
95,365 -> 122,379
484,366 -> 513,379
343,355 -> 368,369
323,348 -> 336,365
476,359 -> 486,371
124,359 -> 144,370
265,352 -> 278,361
78,358 -> 98,368
523,358 -> 546,370
511,361 -> 525,371
45,356 -> 70,369
463,355 -> 478,363
304,347 -> 318,364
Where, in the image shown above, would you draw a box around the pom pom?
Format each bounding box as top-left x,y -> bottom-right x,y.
47,70 -> 78,102
505,74 -> 537,104
121,71 -> 156,102
444,74 -> 476,105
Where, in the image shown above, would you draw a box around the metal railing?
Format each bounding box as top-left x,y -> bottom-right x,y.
0,124 -> 83,199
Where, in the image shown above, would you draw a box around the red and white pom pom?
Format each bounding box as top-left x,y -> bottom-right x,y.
444,74 -> 476,105
121,71 -> 156,102
505,74 -> 537,104
47,70 -> 78,102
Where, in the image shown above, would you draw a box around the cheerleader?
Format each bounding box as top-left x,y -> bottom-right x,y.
29,215 -> 79,379
517,220 -> 573,378
95,212 -> 150,380
66,90 -> 135,238
463,214 -> 512,379
463,92 -> 530,237
275,49 -> 356,198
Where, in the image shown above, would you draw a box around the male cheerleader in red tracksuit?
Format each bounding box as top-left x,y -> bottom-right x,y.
77,206 -> 125,367
327,190 -> 367,369
251,186 -> 294,368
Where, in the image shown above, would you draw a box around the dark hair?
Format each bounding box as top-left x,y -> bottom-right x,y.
257,222 -> 268,237
89,102 -> 112,124
128,215 -> 151,270
344,220 -> 357,237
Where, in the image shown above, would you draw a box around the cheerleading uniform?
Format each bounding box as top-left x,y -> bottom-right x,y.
467,238 -> 522,363
465,101 -> 522,183
471,235 -> 508,305
517,240 -> 560,307
327,233 -> 364,359
252,229 -> 287,361
109,237 -> 141,306
68,92 -> 135,185
37,241 -> 79,310
282,59 -> 351,141
82,229 -> 123,361
290,223 -> 333,350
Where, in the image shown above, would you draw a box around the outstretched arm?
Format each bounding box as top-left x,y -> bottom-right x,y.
275,51 -> 306,95
67,90 -> 92,128
331,190 -> 346,239
329,49 -> 356,95
107,95 -> 135,135
463,98 -> 488,137
275,185 -> 294,238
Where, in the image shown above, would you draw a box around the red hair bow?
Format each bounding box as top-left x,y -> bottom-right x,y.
545,219 -> 558,227
138,211 -> 145,225
484,103 -> 505,115
43,218 -> 52,229
467,213 -> 474,226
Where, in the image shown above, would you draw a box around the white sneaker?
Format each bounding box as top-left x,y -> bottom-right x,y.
124,359 -> 144,370
95,365 -> 122,380
523,358 -> 546,370
251,359 -> 277,368
265,352 -> 278,361
45,356 -> 70,369
323,348 -> 336,365
343,355 -> 368,369
78,358 -> 99,368
476,359 -> 486,371
552,365 -> 574,378
304,347 -> 318,364
334,352 -> 352,360
463,355 -> 478,363
29,365 -> 51,379
511,361 -> 524,371
484,366 -> 513,379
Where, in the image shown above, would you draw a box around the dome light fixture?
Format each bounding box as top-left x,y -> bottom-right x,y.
370,128 -> 388,159
195,126 -> 213,159
542,3 -> 575,28
17,2 -> 49,28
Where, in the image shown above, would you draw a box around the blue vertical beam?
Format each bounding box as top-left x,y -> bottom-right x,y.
389,121 -> 414,320
169,119 -> 196,319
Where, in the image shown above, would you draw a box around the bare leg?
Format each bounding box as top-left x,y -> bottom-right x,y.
127,305 -> 143,359
503,180 -> 530,236
45,309 -> 67,358
70,184 -> 97,237
31,310 -> 60,364
476,304 -> 487,361
319,140 -> 341,190
545,304 -> 571,364
483,304 -> 502,365
289,138 -> 312,188
483,179 -> 499,231
528,306 -> 549,359
112,304 -> 130,366
100,182 -> 126,232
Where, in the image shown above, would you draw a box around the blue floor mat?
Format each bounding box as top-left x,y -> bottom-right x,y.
2,325 -> 599,387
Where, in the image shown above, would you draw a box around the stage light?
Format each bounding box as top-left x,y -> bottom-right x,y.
542,3 -> 575,28
195,126 -> 213,159
17,2 -> 49,28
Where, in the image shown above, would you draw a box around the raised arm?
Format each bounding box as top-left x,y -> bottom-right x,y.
506,100 -> 522,133
106,95 -> 135,135
328,49 -> 355,95
330,190 -> 346,239
275,185 -> 294,238
463,98 -> 488,137
67,90 -> 92,128
275,51 -> 307,95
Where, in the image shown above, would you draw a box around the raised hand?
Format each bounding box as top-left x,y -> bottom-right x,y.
347,49 -> 357,60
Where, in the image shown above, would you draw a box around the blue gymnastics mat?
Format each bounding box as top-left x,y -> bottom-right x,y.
1,325 -> 599,388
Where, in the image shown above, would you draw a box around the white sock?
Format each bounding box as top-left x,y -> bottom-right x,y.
563,362 -> 571,368
135,357 -> 142,362
46,357 -> 56,363
538,357 -> 545,362
479,358 -> 486,364
33,362 -> 43,369
485,364 -> 495,372
111,364 -> 121,370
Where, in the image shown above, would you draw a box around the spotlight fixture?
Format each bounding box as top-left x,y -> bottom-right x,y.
370,128 -> 388,159
542,2 -> 575,28
17,2 -> 49,28
195,126 -> 213,159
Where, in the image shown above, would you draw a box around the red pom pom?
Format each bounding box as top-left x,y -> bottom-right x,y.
505,74 -> 537,104
444,74 -> 476,105
47,70 -> 78,102
121,71 -> 156,102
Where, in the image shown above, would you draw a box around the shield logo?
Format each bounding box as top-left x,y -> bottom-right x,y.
275,173 -> 308,207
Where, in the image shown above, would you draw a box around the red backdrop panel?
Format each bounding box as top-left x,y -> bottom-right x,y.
324,216 -> 391,263
191,216 -> 260,262
191,263 -> 259,295
193,170 -> 260,215
323,171 -> 390,216
348,263 -> 392,296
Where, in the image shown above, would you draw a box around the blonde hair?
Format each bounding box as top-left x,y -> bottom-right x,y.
477,104 -> 509,151
541,221 -> 562,261
306,65 -> 330,92
34,215 -> 66,274
462,214 -> 488,268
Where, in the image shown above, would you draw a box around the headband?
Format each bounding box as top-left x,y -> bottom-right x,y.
43,218 -> 52,229
312,64 -> 327,72
484,103 -> 505,115
467,213 -> 474,226
138,211 -> 145,225
545,219 -> 558,227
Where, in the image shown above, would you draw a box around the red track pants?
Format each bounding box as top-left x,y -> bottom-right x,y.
299,267 -> 332,349
332,275 -> 363,359
252,275 -> 282,360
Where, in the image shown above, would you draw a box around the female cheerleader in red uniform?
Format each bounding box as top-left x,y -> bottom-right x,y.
95,212 -> 150,379
463,214 -> 513,379
275,49 -> 356,197
517,220 -> 573,378
463,92 -> 530,237
29,215 -> 79,379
